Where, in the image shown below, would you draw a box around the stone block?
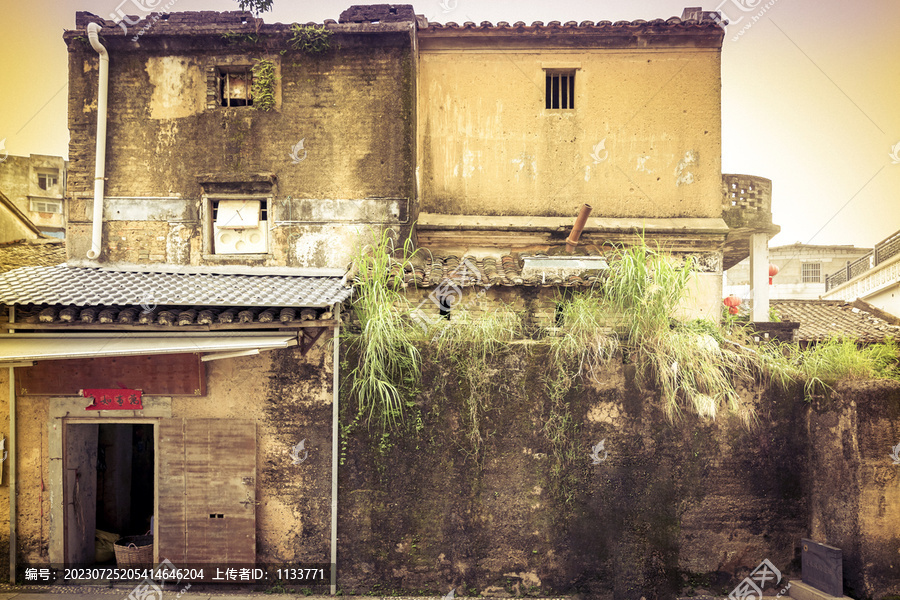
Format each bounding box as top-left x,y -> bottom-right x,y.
789,580 -> 852,600
801,539 -> 842,597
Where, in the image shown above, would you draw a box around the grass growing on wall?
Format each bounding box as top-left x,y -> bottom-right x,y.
289,24 -> 333,54
342,234 -> 900,443
788,337 -> 900,399
344,229 -> 421,431
550,243 -> 760,426
430,308 -> 522,453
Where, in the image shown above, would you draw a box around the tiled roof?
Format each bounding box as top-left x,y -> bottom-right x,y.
0,265 -> 351,308
397,252 -> 608,288
770,300 -> 900,343
422,17 -> 724,32
12,303 -> 333,328
0,240 -> 66,274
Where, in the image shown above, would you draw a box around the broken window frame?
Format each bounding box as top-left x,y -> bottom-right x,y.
202,195 -> 272,258
216,66 -> 254,108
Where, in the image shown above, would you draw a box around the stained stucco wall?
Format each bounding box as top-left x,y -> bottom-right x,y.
0,337 -> 335,578
338,345 -> 808,597
65,23 -> 415,269
0,155 -> 67,234
418,37 -> 722,220
808,380 -> 900,599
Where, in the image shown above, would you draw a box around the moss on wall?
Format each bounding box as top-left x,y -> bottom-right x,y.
337,342 -> 811,597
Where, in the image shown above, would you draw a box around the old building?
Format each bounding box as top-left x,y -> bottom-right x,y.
404,11 -> 778,328
0,6 -> 419,584
822,228 -> 900,318
0,154 -> 68,239
726,242 -> 874,300
0,3 -> 787,593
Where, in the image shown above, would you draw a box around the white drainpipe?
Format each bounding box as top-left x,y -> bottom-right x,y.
86,22 -> 108,260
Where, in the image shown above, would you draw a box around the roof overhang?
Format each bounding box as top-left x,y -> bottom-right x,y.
0,333 -> 298,364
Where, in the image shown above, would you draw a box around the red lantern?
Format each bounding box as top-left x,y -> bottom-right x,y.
768,264 -> 779,285
723,295 -> 741,315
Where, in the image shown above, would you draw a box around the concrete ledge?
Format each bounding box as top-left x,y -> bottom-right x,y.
788,580 -> 852,600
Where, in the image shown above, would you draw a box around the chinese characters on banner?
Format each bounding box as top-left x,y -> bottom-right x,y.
83,388 -> 143,411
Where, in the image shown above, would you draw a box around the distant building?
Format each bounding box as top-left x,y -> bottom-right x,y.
726,243 -> 872,301
823,229 -> 900,318
0,154 -> 68,238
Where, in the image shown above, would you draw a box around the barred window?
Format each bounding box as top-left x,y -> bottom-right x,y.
545,71 -> 575,110
801,262 -> 821,283
217,67 -> 253,107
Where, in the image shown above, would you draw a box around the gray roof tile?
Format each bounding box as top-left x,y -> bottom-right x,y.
0,265 -> 352,308
771,300 -> 900,343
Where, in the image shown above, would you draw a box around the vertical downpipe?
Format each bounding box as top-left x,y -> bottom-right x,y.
330,304 -> 340,595
8,307 -> 15,584
86,22 -> 109,260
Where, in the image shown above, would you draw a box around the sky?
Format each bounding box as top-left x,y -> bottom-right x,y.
0,0 -> 898,249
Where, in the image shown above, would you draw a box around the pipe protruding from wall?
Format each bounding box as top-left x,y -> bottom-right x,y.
86,22 -> 109,261
565,204 -> 593,253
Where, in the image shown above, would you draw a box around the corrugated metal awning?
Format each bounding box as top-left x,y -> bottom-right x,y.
0,333 -> 298,364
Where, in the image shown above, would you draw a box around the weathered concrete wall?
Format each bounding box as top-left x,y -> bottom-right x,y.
0,367 -> 50,579
338,344 -> 808,598
0,202 -> 40,244
0,155 -> 67,235
807,380 -> 900,599
65,16 -> 415,268
0,335 -> 335,578
417,36 -> 722,220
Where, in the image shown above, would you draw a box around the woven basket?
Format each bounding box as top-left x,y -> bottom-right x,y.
114,535 -> 153,567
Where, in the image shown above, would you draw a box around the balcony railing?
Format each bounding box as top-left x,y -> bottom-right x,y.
825,229 -> 900,291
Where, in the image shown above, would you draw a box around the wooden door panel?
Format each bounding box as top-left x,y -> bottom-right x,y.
64,423 -> 98,565
158,419 -> 256,565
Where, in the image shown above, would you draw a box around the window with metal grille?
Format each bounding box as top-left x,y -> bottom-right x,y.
217,67 -> 253,107
801,262 -> 821,283
545,71 -> 575,110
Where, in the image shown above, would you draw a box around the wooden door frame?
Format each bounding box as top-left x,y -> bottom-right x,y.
48,397 -> 172,566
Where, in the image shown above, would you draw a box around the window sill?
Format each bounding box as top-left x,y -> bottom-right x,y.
202,253 -> 271,261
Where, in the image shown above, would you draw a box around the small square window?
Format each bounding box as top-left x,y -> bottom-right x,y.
208,198 -> 269,255
217,67 -> 253,107
801,262 -> 821,283
545,71 -> 575,110
37,172 -> 58,190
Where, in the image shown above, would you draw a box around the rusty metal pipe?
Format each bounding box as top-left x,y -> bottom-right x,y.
565,204 -> 593,253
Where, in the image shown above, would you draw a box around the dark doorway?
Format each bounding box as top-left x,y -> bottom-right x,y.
64,423 -> 155,566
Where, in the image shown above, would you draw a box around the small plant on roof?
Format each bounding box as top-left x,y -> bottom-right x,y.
289,24 -> 333,54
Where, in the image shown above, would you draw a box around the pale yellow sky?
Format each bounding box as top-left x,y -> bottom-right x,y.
1,0 -> 898,247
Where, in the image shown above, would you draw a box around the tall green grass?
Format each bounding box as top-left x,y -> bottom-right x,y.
786,337 -> 899,399
344,229 -> 420,431
552,243 -> 759,425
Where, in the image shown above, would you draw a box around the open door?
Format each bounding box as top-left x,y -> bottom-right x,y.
158,419 -> 256,565
64,423 -> 99,565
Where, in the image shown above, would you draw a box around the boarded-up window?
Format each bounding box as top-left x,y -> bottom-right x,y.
158,419 -> 256,564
